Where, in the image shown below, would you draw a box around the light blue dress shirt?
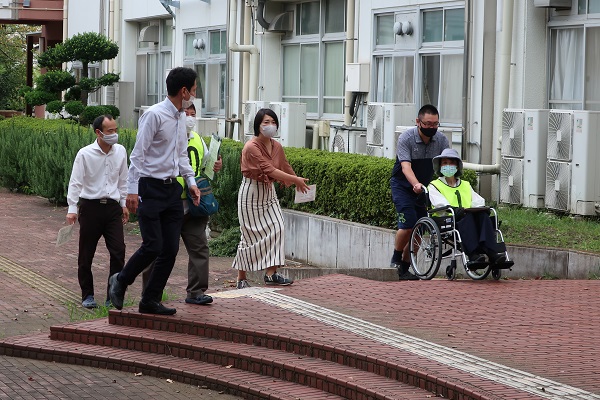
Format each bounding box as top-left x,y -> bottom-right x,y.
127,97 -> 196,194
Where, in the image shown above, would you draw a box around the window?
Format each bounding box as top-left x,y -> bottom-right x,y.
376,14 -> 395,46
420,7 -> 464,124
578,0 -> 600,14
373,56 -> 414,103
423,8 -> 464,43
183,28 -> 227,116
72,63 -> 100,105
282,0 -> 346,116
135,19 -> 172,107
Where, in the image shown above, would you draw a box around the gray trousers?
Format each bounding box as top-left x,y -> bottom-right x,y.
142,213 -> 210,300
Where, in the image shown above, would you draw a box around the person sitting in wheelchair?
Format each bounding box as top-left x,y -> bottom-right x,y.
428,148 -> 507,266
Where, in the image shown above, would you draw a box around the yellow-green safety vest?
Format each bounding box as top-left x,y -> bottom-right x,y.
178,131 -> 205,199
429,178 -> 473,208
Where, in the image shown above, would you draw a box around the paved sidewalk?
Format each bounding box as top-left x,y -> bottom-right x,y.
0,189 -> 242,399
1,188 -> 600,399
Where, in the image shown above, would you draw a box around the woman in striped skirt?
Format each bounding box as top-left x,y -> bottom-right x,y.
232,108 -> 310,289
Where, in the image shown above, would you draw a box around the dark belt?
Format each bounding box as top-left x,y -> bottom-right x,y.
80,198 -> 119,205
140,177 -> 176,185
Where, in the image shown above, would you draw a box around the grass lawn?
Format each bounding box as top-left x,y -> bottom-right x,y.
498,206 -> 600,254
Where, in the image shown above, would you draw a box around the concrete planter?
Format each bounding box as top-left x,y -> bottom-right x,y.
282,209 -> 600,280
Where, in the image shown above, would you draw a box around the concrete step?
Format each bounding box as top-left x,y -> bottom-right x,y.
44,319 -> 437,399
0,333 -> 344,400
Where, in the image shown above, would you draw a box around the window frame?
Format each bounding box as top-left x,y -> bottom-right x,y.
183,27 -> 227,116
135,19 -> 173,108
281,0 -> 347,119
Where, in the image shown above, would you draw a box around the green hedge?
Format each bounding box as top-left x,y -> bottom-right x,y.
0,117 -> 137,203
0,117 -> 477,231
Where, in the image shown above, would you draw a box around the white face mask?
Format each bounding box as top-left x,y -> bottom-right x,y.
185,116 -> 196,133
101,131 -> 118,146
262,124 -> 278,138
182,92 -> 195,110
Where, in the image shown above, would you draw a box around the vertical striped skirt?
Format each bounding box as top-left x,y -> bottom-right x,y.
232,177 -> 285,271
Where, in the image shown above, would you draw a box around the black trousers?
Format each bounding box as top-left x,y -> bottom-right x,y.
118,177 -> 183,303
77,199 -> 125,301
456,211 -> 500,257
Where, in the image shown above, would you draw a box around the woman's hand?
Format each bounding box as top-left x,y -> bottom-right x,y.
295,176 -> 310,193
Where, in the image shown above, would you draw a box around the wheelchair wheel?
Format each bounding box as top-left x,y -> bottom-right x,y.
491,269 -> 502,280
410,217 -> 442,280
465,264 -> 491,280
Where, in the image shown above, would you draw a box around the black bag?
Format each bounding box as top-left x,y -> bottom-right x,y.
187,176 -> 219,216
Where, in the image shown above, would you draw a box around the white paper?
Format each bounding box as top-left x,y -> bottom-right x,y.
294,184 -> 316,203
203,133 -> 222,180
56,224 -> 74,247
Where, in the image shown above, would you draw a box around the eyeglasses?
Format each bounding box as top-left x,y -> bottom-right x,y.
418,120 -> 440,128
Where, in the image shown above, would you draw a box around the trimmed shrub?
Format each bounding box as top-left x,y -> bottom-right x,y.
0,118 -> 483,231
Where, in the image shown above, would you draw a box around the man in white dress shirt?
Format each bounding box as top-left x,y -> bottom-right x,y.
66,114 -> 129,309
108,67 -> 201,315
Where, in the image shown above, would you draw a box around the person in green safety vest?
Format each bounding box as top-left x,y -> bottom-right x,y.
428,148 -> 506,265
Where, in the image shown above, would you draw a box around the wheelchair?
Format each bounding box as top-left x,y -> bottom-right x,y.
409,189 -> 514,281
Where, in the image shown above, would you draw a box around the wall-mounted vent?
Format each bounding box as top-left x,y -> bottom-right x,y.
269,12 -> 293,32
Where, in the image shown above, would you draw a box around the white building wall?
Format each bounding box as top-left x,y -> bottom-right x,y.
68,0 -> 101,36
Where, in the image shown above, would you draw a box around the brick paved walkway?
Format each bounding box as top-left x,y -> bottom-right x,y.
1,188 -> 600,399
0,189 -> 241,399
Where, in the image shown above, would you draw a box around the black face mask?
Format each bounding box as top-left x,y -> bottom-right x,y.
420,126 -> 437,138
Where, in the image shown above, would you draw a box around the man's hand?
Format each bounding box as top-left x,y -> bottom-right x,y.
189,185 -> 201,206
412,182 -> 423,194
121,207 -> 130,225
126,194 -> 139,214
66,213 -> 77,225
213,155 -> 223,172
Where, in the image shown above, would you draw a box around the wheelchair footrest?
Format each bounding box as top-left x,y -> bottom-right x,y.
466,261 -> 489,270
492,260 -> 514,269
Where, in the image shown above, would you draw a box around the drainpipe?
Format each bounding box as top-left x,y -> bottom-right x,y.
461,0 -> 472,160
229,0 -> 259,101
108,0 -> 114,73
461,0 -> 512,197
343,0 -> 356,126
495,0 -> 514,162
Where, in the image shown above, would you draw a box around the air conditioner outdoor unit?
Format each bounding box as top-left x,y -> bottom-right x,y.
547,110 -> 573,161
243,101 -> 269,136
195,118 -> 219,136
367,103 -> 415,146
500,157 -> 524,205
500,109 -> 549,208
545,160 -> 571,212
545,110 -> 600,215
437,126 -> 463,154
330,128 -> 366,154
384,125 -> 414,160
366,144 -> 384,158
269,102 -> 307,148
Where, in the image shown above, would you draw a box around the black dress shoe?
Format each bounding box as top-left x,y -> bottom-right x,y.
185,294 -> 213,305
138,300 -> 176,315
489,252 -> 507,265
468,253 -> 486,263
108,273 -> 126,310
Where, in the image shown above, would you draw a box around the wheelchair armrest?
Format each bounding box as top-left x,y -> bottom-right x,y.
429,205 -> 456,216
